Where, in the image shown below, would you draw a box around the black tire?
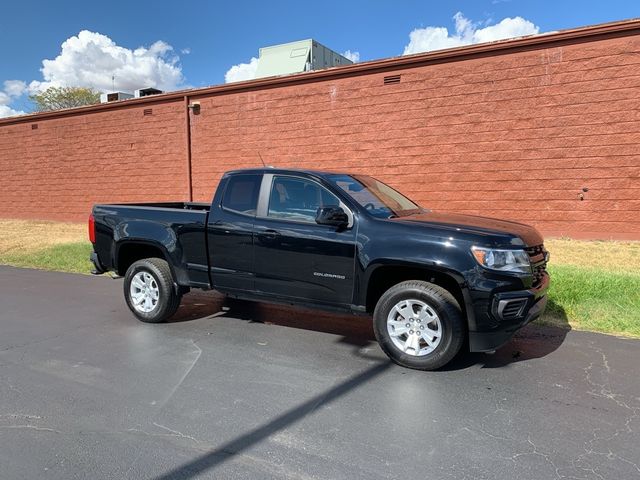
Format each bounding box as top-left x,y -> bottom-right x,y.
123,258 -> 182,323
373,280 -> 465,370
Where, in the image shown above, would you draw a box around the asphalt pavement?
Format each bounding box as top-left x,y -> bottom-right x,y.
0,266 -> 639,479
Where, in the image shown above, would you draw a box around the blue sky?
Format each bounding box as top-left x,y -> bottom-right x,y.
1,0 -> 639,116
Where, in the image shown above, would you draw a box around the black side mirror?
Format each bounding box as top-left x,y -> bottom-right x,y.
315,205 -> 349,227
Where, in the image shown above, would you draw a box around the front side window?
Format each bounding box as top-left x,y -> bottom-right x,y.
221,174 -> 261,216
327,174 -> 421,218
267,176 -> 340,223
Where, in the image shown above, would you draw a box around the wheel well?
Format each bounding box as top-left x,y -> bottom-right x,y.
365,265 -> 466,315
117,243 -> 166,276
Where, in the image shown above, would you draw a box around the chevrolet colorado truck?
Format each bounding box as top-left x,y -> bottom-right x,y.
89,168 -> 550,370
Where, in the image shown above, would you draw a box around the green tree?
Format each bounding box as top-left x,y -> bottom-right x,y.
29,86 -> 101,112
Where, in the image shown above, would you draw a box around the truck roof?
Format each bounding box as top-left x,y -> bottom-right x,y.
224,167 -> 349,178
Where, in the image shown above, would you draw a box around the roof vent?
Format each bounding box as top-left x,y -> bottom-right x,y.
383,75 -> 401,85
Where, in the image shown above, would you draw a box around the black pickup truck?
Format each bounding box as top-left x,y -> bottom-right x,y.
89,168 -> 549,370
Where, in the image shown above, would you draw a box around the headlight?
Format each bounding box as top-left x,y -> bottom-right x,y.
471,246 -> 531,274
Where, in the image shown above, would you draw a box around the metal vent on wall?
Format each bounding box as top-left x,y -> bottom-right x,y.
383,75 -> 401,85
31,124 -> 38,130
143,109 -> 153,116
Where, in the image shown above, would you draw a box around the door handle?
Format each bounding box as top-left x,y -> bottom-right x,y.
261,229 -> 280,239
209,219 -> 231,234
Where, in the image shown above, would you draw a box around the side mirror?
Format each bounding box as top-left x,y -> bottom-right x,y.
315,206 -> 349,227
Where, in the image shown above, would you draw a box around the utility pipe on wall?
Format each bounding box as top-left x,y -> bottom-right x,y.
184,95 -> 193,202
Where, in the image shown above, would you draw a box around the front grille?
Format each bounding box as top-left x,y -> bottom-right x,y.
526,244 -> 548,287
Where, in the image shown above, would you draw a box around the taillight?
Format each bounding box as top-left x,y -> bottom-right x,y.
88,214 -> 96,243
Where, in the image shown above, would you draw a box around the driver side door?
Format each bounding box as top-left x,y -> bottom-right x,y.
253,175 -> 357,306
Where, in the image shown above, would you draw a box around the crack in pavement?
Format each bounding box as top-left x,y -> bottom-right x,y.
0,425 -> 59,433
572,341 -> 640,479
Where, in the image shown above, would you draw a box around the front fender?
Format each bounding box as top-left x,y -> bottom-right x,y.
356,235 -> 478,332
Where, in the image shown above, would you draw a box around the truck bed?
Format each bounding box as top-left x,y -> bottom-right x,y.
91,202 -> 211,287
103,202 -> 210,211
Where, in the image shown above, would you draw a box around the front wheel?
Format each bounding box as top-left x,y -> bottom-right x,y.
123,258 -> 181,323
373,280 -> 465,370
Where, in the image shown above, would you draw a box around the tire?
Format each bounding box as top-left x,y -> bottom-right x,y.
373,280 -> 465,370
123,258 -> 182,323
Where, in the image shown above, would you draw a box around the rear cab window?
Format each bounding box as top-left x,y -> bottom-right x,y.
221,174 -> 262,216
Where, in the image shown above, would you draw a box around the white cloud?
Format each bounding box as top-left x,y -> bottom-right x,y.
1,31 -> 186,117
472,16 -> 539,43
403,12 -> 539,55
3,80 -> 27,97
27,30 -> 185,94
0,105 -> 24,118
181,48 -> 191,55
0,82 -> 27,117
0,91 -> 25,118
224,57 -> 259,83
342,50 -> 360,63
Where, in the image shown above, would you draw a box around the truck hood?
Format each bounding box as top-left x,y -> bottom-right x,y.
391,211 -> 544,247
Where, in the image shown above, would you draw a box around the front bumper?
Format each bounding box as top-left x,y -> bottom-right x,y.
468,272 -> 550,352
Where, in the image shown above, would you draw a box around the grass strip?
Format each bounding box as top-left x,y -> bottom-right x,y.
542,264 -> 640,337
0,241 -> 94,274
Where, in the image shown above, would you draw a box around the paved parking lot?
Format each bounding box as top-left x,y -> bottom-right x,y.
0,266 -> 639,479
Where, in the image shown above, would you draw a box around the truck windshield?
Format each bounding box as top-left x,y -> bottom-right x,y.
327,174 -> 422,218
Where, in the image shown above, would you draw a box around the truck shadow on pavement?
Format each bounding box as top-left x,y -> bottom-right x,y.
171,292 -> 571,371
152,360 -> 392,480
149,297 -> 571,480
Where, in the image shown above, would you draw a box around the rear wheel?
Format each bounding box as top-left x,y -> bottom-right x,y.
373,280 -> 465,370
123,258 -> 181,323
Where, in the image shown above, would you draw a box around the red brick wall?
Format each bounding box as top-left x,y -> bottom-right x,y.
190,35 -> 640,239
1,32 -> 639,238
0,101 -> 187,221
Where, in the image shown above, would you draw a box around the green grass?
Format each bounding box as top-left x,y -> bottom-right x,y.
0,241 -> 94,274
540,264 -> 640,337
